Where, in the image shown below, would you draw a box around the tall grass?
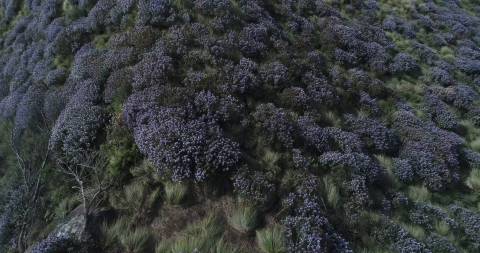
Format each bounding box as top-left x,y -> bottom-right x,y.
110,180 -> 161,222
401,223 -> 426,241
226,203 -> 259,234
256,225 -> 286,253
101,217 -> 131,249
466,168 -> 480,192
408,185 -> 431,202
102,217 -> 152,253
434,220 -> 450,236
322,176 -> 340,209
156,215 -> 231,253
164,182 -> 188,205
120,227 -> 152,253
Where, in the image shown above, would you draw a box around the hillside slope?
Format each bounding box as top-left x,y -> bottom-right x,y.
0,0 -> 480,252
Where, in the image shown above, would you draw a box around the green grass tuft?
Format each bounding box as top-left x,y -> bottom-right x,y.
466,168 -> 480,192
226,203 -> 259,234
434,220 -> 450,236
401,223 -> 426,241
156,215 -> 227,253
256,225 -> 286,253
408,185 -> 431,203
322,176 -> 340,209
110,180 -> 161,222
101,217 -> 131,250
164,181 -> 188,205
119,227 -> 152,253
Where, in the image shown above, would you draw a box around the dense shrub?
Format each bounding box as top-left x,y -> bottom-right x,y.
227,57 -> 259,94
49,105 -> 105,163
375,219 -> 431,253
252,103 -> 294,148
303,72 -> 339,107
104,68 -> 132,104
13,85 -> 45,139
45,69 -> 68,86
345,114 -> 399,153
124,89 -> 241,182
239,23 -> 269,57
430,67 -> 453,86
456,58 -> 480,74
43,87 -> 67,124
443,84 -> 478,110
30,235 -> 77,253
260,61 -> 289,88
449,205 -> 480,250
393,110 -> 464,190
137,0 -> 173,27
425,233 -> 459,253
2,0 -> 480,251
390,53 -> 420,75
319,152 -> 383,183
0,89 -> 25,119
132,43 -> 173,91
423,92 -> 458,130
392,158 -> 414,183
233,168 -> 276,206
283,178 -> 353,253
409,203 -> 457,231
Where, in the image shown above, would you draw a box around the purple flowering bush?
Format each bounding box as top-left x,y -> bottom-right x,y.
0,0 -> 480,252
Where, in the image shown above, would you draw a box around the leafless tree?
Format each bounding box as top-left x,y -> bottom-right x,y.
56,152 -> 111,227
10,128 -> 50,252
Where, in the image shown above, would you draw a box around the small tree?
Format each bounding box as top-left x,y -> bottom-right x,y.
56,152 -> 111,239
9,127 -> 50,252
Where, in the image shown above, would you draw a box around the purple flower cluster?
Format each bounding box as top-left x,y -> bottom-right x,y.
228,57 -> 259,94
409,203 -> 457,231
49,104 -> 105,163
392,158 -> 414,183
233,168 -> 275,206
456,58 -> 480,75
137,0 -> 173,27
344,176 -> 370,207
296,116 -> 329,152
358,91 -> 381,115
430,67 -> 453,86
292,148 -> 311,170
423,92 -> 458,130
462,148 -> 480,169
319,152 -> 383,183
0,89 -> 25,119
303,72 -> 339,107
376,219 -> 431,253
194,0 -> 231,16
283,178 -> 353,253
124,88 -> 241,182
426,233 -> 459,253
260,61 -> 289,88
132,44 -> 173,91
393,110 -> 464,190
345,114 -> 399,153
30,235 -> 76,253
2,0 -> 480,250
449,205 -> 480,250
335,48 -> 358,66
443,84 -> 478,110
390,53 -> 420,75
13,85 -> 45,140
239,23 -> 269,57
252,103 -> 294,148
